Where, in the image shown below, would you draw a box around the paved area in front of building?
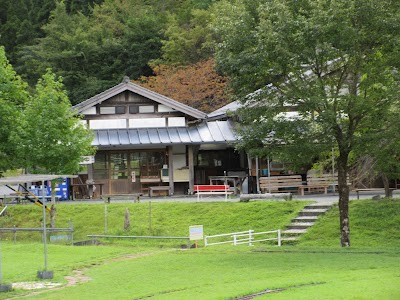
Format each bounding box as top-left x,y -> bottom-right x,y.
1,184 -> 398,206
60,189 -> 399,205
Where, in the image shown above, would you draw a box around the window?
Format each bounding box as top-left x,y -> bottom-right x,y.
129,106 -> 139,114
115,106 -> 126,114
93,152 -> 108,179
110,153 -> 128,179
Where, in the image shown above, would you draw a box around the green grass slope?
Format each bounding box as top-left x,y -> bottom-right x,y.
0,201 -> 309,244
298,199 -> 400,249
1,199 -> 399,249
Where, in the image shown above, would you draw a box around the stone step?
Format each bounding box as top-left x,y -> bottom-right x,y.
287,222 -> 315,230
304,204 -> 333,210
299,209 -> 328,216
292,216 -> 319,223
282,229 -> 307,235
281,236 -> 297,241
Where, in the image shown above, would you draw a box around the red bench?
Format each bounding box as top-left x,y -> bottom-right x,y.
194,185 -> 232,201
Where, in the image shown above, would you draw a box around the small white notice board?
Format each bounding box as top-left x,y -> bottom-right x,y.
189,225 -> 204,241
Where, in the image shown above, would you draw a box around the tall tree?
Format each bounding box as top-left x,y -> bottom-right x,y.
160,9 -> 215,65
19,0 -> 165,104
213,0 -> 400,246
136,59 -> 231,113
0,0 -> 56,66
0,46 -> 28,172
15,69 -> 94,226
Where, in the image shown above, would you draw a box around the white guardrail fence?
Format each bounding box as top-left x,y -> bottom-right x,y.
204,229 -> 281,247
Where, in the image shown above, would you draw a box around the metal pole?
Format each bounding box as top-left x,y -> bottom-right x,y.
267,156 -> 271,194
42,183 -> 48,271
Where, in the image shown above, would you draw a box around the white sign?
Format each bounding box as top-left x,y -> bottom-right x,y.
189,225 -> 204,241
80,156 -> 95,165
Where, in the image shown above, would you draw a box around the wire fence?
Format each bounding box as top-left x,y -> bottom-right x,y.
0,226 -> 74,245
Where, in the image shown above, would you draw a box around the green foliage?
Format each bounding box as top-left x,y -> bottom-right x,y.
0,0 -> 56,65
212,0 -> 400,246
0,47 -> 28,172
14,69 -> 94,174
160,9 -> 215,65
18,1 -> 166,104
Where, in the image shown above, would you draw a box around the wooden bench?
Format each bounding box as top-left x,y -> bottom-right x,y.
354,188 -> 396,199
300,174 -> 350,195
259,175 -> 303,194
194,185 -> 232,201
149,186 -> 170,197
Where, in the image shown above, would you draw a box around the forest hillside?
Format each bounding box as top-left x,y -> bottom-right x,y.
0,0 -> 231,112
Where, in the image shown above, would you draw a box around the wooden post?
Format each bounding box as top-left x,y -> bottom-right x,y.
188,146 -> 194,194
256,157 -> 260,194
168,147 -> 174,196
148,201 -> 152,234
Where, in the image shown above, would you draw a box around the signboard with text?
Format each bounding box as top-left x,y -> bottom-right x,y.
80,156 -> 95,165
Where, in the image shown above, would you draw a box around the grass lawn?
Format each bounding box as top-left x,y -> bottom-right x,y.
1,244 -> 399,300
0,199 -> 399,299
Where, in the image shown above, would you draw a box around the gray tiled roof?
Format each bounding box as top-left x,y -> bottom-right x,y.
92,121 -> 236,147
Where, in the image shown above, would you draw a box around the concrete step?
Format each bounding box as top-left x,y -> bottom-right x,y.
305,204 -> 333,210
281,236 -> 298,241
299,209 -> 328,216
292,216 -> 319,223
287,222 -> 315,230
282,229 -> 307,235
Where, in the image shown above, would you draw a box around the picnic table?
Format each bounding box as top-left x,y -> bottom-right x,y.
209,175 -> 246,195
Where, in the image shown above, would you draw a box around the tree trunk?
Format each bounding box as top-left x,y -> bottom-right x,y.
381,173 -> 392,198
337,153 -> 350,247
50,205 -> 56,229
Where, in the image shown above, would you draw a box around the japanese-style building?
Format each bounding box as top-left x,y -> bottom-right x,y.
73,77 -> 249,197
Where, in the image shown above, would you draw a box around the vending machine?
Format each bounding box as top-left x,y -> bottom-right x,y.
46,178 -> 69,200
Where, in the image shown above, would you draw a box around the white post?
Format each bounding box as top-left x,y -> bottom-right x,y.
277,229 -> 281,247
204,236 -> 208,247
233,234 -> 237,246
249,230 -> 253,246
